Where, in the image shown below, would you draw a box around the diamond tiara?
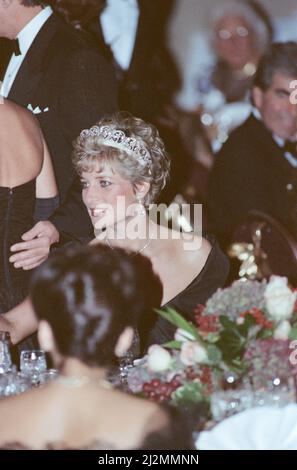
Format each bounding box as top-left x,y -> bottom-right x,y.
79,125 -> 152,168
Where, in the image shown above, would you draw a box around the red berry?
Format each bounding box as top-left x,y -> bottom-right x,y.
170,379 -> 180,389
143,383 -> 152,393
159,384 -> 168,395
151,379 -> 161,388
187,371 -> 197,380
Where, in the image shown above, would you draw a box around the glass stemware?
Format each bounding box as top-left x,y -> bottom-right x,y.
0,331 -> 12,373
20,350 -> 47,384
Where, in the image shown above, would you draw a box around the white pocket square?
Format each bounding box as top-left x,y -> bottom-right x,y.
27,104 -> 49,114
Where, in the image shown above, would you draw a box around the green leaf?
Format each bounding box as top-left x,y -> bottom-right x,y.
219,315 -> 237,329
238,314 -> 256,337
163,340 -> 182,350
216,328 -> 246,361
227,358 -> 249,376
289,326 -> 297,340
205,332 -> 220,343
156,307 -> 200,340
206,344 -> 222,364
257,328 -> 273,339
170,380 -> 207,406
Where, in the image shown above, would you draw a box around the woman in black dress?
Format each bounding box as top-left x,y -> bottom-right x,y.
0,99 -> 57,314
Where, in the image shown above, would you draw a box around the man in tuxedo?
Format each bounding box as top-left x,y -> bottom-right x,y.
8,0 -> 187,270
209,42 -> 297,246
0,0 -> 117,267
0,0 -> 116,201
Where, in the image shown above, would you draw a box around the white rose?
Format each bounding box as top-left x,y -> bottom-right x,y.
147,345 -> 171,372
180,341 -> 208,366
174,328 -> 196,342
273,320 -> 292,340
264,276 -> 296,321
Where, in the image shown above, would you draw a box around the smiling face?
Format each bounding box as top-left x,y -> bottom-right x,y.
253,72 -> 297,140
80,162 -> 137,231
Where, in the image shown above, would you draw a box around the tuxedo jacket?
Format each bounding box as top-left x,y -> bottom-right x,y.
85,0 -> 179,121
6,13 -> 117,199
2,13 -> 117,236
208,115 -> 297,245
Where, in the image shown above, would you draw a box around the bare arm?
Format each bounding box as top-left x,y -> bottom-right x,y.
0,298 -> 38,345
36,137 -> 58,198
9,138 -> 59,270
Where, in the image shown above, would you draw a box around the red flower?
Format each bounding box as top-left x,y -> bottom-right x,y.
194,304 -> 205,317
195,314 -> 220,333
240,308 -> 274,329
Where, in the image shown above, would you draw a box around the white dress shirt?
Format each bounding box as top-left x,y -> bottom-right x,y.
1,6 -> 53,98
100,0 -> 139,71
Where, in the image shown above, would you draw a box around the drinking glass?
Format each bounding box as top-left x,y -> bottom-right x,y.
211,388 -> 254,422
38,369 -> 59,385
251,374 -> 296,407
0,331 -> 12,373
0,371 -> 31,397
20,350 -> 47,383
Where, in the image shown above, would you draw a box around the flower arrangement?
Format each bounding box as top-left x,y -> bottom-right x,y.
127,276 -> 297,409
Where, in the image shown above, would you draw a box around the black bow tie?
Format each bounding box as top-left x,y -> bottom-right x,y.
9,38 -> 21,56
283,140 -> 297,159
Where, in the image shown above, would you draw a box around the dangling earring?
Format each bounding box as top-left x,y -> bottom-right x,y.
136,194 -> 146,217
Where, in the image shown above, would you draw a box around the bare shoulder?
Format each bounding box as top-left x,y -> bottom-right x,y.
159,229 -> 211,265
0,99 -> 34,121
0,99 -> 41,141
0,390 -> 35,442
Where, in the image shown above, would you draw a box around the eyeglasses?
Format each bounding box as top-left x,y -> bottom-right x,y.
217,26 -> 249,40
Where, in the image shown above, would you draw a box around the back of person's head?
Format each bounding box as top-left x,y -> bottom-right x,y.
31,244 -> 163,366
254,42 -> 297,91
20,1 -> 49,6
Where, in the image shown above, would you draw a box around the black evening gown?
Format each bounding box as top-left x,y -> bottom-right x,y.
144,235 -> 229,346
0,180 -> 35,313
57,233 -> 229,350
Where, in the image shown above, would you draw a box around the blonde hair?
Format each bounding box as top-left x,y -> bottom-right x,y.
72,112 -> 170,205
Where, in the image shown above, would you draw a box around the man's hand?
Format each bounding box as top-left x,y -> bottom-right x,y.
9,221 -> 59,270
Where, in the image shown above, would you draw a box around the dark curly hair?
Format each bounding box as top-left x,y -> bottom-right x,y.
31,244 -> 163,366
20,1 -> 49,6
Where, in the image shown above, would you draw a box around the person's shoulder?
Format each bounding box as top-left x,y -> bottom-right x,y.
220,115 -> 268,150
215,115 -> 263,168
53,16 -> 102,55
172,233 -> 211,263
0,99 -> 40,135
